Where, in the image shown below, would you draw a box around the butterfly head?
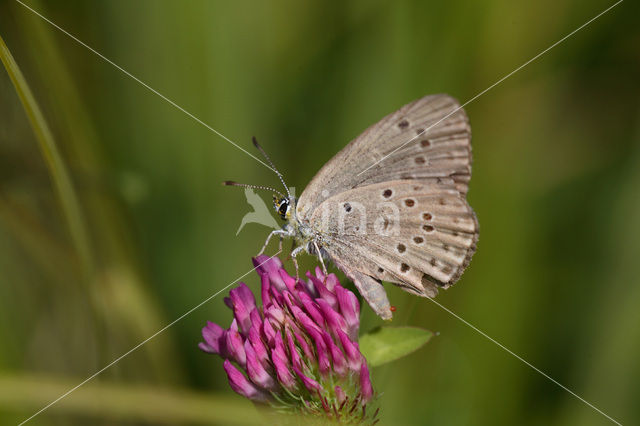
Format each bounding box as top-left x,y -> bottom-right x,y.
274,196 -> 294,220
224,137 -> 296,221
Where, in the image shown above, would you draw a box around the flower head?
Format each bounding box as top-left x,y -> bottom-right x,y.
200,256 -> 377,422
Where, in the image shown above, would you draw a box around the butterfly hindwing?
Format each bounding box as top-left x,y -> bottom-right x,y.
332,258 -> 393,320
309,180 -> 477,299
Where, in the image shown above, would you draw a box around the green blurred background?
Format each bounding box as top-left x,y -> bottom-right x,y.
1,0 -> 638,424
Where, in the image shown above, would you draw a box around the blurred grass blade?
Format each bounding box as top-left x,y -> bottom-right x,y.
0,373 -> 261,424
18,15 -> 184,379
0,34 -> 93,275
360,326 -> 433,367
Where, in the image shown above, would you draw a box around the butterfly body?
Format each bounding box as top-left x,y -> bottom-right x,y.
271,196 -> 311,247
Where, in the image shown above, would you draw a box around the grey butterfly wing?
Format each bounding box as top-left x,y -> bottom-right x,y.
297,94 -> 471,221
332,258 -> 393,320
310,180 -> 477,317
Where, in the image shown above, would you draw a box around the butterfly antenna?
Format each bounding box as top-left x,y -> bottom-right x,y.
222,181 -> 286,199
252,137 -> 291,198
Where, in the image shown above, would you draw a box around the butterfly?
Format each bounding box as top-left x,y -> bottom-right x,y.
225,94 -> 478,319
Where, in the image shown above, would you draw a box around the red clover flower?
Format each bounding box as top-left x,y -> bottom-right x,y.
199,256 -> 378,422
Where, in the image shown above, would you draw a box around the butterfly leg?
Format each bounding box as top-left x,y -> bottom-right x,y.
258,229 -> 289,256
313,240 -> 328,275
286,239 -> 296,260
291,245 -> 306,281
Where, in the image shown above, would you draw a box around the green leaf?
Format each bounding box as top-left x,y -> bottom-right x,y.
359,326 -> 433,367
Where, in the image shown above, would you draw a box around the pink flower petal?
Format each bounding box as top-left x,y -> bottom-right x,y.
336,328 -> 362,371
262,318 -> 276,346
223,359 -> 268,402
226,329 -> 246,367
359,362 -> 374,403
248,324 -> 269,368
249,308 -> 262,330
335,385 -> 346,405
306,327 -> 330,376
253,255 -> 287,291
306,272 -> 337,309
293,365 -> 322,393
245,340 -> 276,390
271,334 -> 296,390
298,291 -> 325,327
278,268 -> 298,294
229,283 -> 256,335
317,298 -> 347,337
201,321 -> 226,355
198,342 -> 215,353
321,331 -> 347,376
285,328 -> 303,371
324,273 -> 339,292
293,330 -> 315,362
335,284 -> 360,339
260,274 -> 272,309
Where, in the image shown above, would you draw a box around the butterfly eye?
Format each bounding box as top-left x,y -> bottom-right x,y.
278,201 -> 289,218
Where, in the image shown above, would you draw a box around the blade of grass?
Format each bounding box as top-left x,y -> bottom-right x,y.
0,373 -> 262,425
0,194 -> 78,282
0,34 -> 93,277
19,12 -> 183,381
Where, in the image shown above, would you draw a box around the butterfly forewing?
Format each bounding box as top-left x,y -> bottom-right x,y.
297,94 -> 472,220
